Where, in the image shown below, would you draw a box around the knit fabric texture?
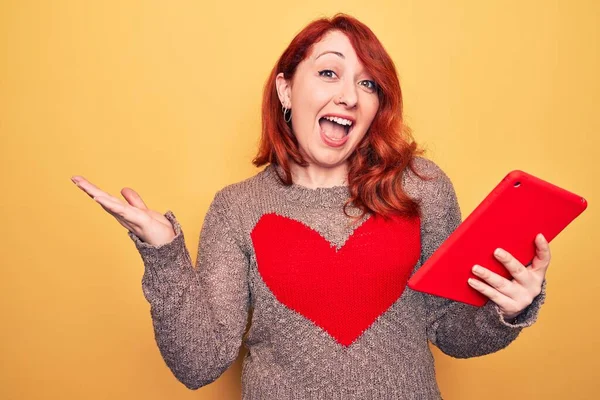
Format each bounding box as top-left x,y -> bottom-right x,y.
128,157 -> 546,399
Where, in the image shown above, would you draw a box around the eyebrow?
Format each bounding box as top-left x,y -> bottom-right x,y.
315,50 -> 345,60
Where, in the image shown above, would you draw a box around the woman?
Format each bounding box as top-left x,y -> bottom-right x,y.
71,14 -> 549,399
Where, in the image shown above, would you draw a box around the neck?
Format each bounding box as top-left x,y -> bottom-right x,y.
288,161 -> 349,189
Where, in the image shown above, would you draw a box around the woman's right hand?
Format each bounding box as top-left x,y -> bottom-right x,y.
71,175 -> 176,247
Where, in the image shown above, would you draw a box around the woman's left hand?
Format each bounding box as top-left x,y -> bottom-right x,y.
468,233 -> 551,320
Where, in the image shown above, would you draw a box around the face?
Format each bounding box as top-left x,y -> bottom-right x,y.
276,30 -> 380,169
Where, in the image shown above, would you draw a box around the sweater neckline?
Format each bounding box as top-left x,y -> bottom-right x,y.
263,164 -> 352,209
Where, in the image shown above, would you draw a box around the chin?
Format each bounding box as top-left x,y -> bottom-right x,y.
310,151 -> 352,168
297,128 -> 361,167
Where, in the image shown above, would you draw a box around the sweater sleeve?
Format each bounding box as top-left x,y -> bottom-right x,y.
420,167 -> 546,358
127,191 -> 250,389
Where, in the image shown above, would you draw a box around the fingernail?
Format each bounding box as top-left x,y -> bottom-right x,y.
494,248 -> 506,259
472,265 -> 482,274
468,278 -> 478,286
539,233 -> 546,242
71,177 -> 78,184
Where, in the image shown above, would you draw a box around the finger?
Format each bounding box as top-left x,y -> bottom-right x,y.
72,176 -> 123,204
120,187 -> 148,210
94,196 -> 136,232
493,248 -> 531,286
531,233 -> 551,273
94,195 -> 144,229
468,278 -> 515,308
472,265 -> 516,297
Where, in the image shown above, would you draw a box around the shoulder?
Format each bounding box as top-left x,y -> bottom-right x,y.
209,166 -> 271,214
403,156 -> 456,203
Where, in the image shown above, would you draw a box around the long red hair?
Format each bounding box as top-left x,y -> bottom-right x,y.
253,13 -> 425,219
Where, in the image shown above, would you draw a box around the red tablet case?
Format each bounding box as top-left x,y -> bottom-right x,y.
407,170 -> 587,306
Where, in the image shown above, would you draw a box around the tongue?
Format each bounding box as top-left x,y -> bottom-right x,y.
320,119 -> 346,140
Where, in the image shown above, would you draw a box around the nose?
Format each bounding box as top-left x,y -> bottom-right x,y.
334,79 -> 358,109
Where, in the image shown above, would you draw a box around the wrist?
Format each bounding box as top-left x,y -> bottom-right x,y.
502,311 -> 520,324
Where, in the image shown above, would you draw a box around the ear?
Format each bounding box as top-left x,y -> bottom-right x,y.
275,72 -> 292,109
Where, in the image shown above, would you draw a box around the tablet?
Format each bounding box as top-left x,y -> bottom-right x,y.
407,170 -> 587,307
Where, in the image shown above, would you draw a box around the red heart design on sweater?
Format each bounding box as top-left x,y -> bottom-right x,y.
251,213 -> 421,347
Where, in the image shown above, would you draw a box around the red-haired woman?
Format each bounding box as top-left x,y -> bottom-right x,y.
72,14 -> 550,399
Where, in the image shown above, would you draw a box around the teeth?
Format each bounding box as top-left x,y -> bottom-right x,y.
324,116 -> 353,127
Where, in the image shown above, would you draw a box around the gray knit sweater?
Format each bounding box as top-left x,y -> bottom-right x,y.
128,157 -> 545,399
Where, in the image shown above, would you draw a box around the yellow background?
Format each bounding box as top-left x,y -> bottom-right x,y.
2,1 -> 598,399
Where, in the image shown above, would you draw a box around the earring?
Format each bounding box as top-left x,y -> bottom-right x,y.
282,104 -> 292,123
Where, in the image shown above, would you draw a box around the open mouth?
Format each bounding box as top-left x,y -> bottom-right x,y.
318,115 -> 354,142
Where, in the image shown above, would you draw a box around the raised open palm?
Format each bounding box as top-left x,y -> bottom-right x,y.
71,175 -> 176,247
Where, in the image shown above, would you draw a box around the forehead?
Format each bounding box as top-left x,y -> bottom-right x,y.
307,30 -> 359,62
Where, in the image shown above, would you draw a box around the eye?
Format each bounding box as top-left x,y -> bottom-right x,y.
360,80 -> 378,93
318,69 -> 338,79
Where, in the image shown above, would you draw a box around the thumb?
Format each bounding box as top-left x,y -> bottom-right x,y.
120,187 -> 148,210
